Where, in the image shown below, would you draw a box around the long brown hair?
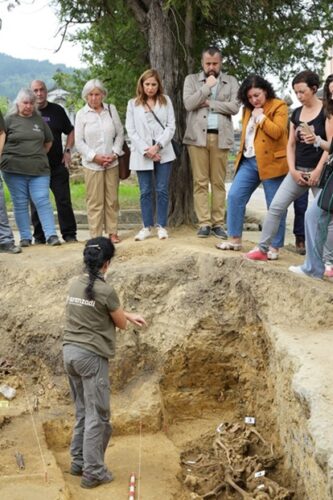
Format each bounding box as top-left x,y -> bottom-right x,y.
135,69 -> 167,106
323,74 -> 333,119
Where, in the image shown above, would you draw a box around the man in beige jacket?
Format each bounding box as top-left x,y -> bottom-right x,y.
183,47 -> 240,238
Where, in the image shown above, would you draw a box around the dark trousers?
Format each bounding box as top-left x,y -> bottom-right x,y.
31,163 -> 77,242
63,344 -> 112,479
293,190 -> 309,239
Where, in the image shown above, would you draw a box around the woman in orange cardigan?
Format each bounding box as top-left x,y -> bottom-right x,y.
216,75 -> 288,258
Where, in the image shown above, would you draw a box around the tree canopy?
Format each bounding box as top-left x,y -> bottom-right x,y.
55,0 -> 333,94
2,0 -> 329,223
52,0 -> 333,224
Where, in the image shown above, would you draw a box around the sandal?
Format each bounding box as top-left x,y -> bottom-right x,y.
110,234 -> 121,244
216,241 -> 242,251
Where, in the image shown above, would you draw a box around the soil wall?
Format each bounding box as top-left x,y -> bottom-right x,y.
1,234 -> 333,498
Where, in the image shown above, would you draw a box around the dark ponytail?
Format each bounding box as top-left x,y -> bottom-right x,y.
83,237 -> 115,300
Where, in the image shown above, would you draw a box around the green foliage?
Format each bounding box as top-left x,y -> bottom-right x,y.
0,52 -> 75,100
54,0 -> 333,105
0,96 -> 9,114
55,0 -> 146,119
189,0 -> 332,82
52,69 -> 89,112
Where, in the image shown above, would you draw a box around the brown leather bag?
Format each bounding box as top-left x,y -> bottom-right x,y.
118,141 -> 131,180
108,104 -> 131,180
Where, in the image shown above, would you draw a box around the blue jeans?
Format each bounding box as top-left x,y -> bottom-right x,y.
293,191 -> 309,238
301,192 -> 333,278
137,162 -> 172,228
0,175 -> 15,246
227,156 -> 286,248
2,172 -> 57,241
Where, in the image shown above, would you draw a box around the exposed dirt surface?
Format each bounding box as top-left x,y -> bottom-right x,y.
1,226 -> 333,499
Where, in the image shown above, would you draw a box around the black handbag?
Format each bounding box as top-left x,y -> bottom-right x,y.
318,151 -> 333,188
170,138 -> 182,158
317,140 -> 333,212
146,103 -> 182,158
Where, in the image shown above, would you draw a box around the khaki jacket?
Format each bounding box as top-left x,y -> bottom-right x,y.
183,71 -> 240,149
234,98 -> 289,180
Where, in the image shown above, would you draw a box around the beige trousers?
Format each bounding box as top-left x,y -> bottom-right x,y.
84,167 -> 119,237
188,134 -> 228,227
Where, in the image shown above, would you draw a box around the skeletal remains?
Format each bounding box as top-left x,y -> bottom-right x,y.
180,422 -> 294,499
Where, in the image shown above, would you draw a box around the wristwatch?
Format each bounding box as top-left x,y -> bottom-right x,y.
157,142 -> 163,150
65,148 -> 71,153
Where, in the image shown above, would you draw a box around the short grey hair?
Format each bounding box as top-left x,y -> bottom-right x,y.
81,79 -> 107,101
8,88 -> 39,116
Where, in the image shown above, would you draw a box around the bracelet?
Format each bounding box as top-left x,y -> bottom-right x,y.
313,136 -> 322,148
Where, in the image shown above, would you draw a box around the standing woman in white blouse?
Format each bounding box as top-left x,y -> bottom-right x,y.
75,79 -> 124,243
126,69 -> 176,241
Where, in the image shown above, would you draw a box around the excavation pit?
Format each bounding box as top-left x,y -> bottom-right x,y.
1,233 -> 333,499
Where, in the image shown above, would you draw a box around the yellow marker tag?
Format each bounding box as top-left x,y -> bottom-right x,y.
0,401 -> 9,408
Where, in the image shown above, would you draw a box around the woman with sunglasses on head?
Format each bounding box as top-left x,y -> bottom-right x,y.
289,74 -> 333,280
63,237 -> 146,489
246,70 -> 328,261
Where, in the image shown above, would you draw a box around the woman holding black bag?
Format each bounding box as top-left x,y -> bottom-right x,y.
126,69 -> 176,241
289,74 -> 333,280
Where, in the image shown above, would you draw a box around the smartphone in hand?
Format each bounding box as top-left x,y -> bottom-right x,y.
300,122 -> 314,135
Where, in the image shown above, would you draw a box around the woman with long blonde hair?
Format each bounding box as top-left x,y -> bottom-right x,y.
126,69 -> 176,241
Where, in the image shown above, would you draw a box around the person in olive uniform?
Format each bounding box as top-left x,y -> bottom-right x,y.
63,236 -> 146,489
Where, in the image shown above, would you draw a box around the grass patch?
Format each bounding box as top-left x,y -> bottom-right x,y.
3,179 -> 140,211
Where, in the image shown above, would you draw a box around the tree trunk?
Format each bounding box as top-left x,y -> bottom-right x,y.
129,0 -> 195,226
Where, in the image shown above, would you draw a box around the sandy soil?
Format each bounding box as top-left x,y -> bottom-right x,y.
1,226 -> 333,499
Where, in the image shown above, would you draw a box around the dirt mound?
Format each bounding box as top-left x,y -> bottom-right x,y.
1,228 -> 333,498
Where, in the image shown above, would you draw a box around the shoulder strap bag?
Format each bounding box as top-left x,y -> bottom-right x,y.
108,104 -> 130,180
146,102 -> 182,158
317,140 -> 333,212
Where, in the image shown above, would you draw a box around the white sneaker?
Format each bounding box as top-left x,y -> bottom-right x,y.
157,226 -> 168,240
289,265 -> 322,280
267,250 -> 279,260
289,265 -> 306,277
134,227 -> 151,241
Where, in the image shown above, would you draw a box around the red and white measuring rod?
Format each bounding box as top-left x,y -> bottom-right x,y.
129,472 -> 136,500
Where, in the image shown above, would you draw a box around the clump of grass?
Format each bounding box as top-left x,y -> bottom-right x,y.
3,179 -> 140,211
